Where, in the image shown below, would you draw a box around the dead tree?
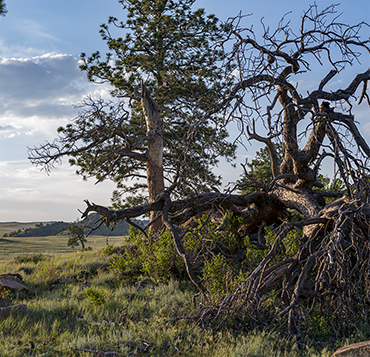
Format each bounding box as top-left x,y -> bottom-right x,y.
198,4 -> 370,335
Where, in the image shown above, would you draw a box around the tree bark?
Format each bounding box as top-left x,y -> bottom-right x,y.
141,81 -> 165,232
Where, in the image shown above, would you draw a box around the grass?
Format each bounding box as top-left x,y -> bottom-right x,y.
0,234 -> 124,261
0,247 -> 365,356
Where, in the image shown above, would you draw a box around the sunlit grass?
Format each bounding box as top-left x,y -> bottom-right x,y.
0,248 -> 364,356
0,234 -> 125,262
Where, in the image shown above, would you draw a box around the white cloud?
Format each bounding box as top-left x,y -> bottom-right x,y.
0,53 -> 84,106
14,18 -> 62,43
289,79 -> 318,91
0,51 -> 112,161
326,79 -> 343,89
0,48 -> 119,221
0,39 -> 41,59
4,187 -> 40,201
0,123 -> 18,132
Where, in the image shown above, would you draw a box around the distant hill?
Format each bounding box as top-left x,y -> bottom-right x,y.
4,221 -> 68,237
2,214 -> 149,238
81,213 -> 131,236
0,222 -> 44,236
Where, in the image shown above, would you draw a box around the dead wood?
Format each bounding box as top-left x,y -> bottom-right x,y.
0,304 -> 27,320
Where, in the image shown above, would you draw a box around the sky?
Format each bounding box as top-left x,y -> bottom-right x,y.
0,0 -> 369,222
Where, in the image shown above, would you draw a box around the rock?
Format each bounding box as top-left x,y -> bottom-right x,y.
0,273 -> 29,294
0,278 -> 29,294
0,273 -> 23,283
332,341 -> 370,357
0,304 -> 27,319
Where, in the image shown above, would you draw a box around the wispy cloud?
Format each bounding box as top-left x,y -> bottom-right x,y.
0,159 -> 116,221
14,18 -> 63,43
0,16 -> 65,57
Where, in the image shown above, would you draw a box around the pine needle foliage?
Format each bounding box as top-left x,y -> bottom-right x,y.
62,0 -> 236,206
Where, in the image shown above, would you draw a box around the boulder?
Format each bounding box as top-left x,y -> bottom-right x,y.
0,273 -> 23,283
0,273 -> 29,294
332,341 -> 370,357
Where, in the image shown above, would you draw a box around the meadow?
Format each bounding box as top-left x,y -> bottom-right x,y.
0,222 -> 124,261
0,234 -> 123,261
0,228 -> 367,356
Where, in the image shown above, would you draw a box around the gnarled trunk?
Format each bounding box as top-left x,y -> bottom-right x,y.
141,82 -> 165,232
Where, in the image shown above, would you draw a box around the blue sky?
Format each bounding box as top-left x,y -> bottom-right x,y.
0,0 -> 369,221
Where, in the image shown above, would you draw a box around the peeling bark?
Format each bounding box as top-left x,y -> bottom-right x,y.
141,81 -> 165,231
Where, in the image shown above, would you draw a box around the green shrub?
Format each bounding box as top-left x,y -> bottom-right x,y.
202,253 -> 233,299
35,259 -> 61,287
101,244 -> 116,256
13,253 -> 48,264
111,227 -> 185,284
83,286 -> 107,306
140,231 -> 184,282
109,255 -> 128,278
105,213 -> 300,303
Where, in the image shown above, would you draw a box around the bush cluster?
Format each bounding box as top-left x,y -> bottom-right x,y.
108,213 -> 299,302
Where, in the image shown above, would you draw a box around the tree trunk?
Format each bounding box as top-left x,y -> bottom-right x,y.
141,81 -> 165,232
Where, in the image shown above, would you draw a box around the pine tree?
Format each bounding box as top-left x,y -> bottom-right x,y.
29,0 -> 235,230
67,224 -> 87,250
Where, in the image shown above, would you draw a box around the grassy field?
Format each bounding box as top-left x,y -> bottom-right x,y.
0,234 -> 125,261
0,232 -> 366,356
0,248 -> 345,357
0,218 -> 126,261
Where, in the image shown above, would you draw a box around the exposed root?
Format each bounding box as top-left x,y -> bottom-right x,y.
201,195 -> 370,336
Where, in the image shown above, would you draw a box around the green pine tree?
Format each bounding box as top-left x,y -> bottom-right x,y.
67,224 -> 87,250
29,0 -> 236,230
239,144 -> 284,194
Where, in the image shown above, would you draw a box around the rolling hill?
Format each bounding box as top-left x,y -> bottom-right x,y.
1,214 -> 149,238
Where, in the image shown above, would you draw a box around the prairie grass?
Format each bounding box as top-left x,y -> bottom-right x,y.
0,234 -> 124,261
0,249 -> 365,356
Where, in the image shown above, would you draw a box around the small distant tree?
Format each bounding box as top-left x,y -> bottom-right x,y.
67,224 -> 86,250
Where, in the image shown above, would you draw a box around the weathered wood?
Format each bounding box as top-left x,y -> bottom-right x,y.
141,81 -> 165,231
332,341 -> 370,357
0,304 -> 27,319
